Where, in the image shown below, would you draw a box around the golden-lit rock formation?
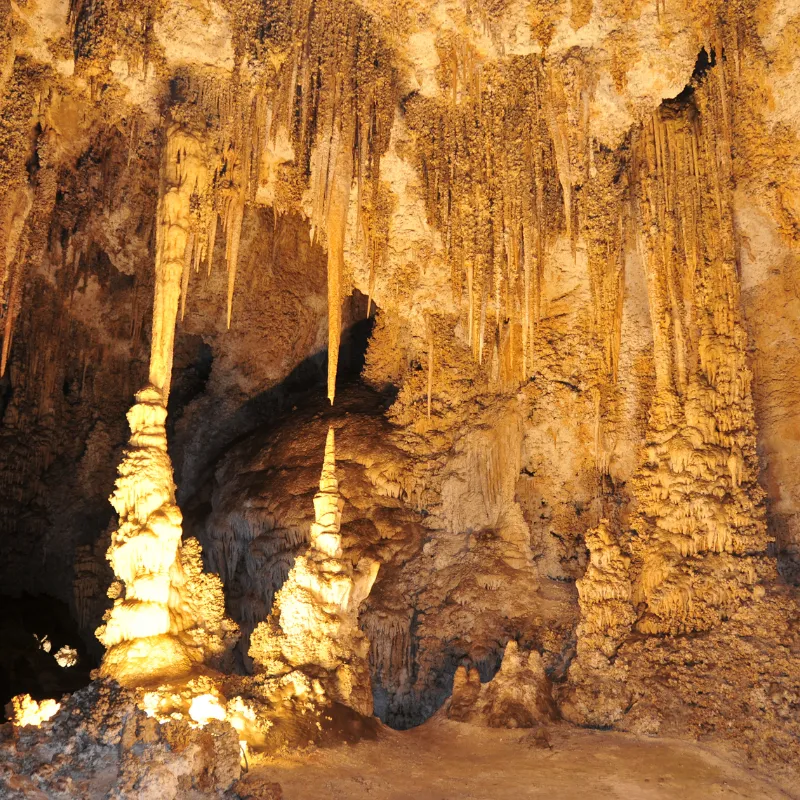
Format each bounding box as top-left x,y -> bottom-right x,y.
574,520 -> 635,666
150,123 -> 211,401
96,385 -> 235,685
448,641 -> 558,729
9,694 -> 61,728
249,427 -> 379,715
97,122 -> 235,687
1,0 -> 800,795
627,79 -> 771,636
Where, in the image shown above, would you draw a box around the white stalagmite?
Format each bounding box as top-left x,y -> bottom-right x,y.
249,427 -> 380,715
97,124 -> 235,686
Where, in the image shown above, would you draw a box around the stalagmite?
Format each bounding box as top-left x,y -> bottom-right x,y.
96,386 -> 234,685
448,641 -> 557,728
249,427 -> 380,715
562,519 -> 638,727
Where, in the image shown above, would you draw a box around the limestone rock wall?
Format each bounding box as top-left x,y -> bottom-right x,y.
0,0 -> 798,764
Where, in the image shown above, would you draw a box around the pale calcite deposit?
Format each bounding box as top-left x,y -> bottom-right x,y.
9,694 -> 61,728
249,428 -> 380,715
97,123 -> 235,686
96,384 -> 236,685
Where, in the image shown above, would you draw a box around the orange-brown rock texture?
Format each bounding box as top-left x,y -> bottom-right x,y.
0,0 -> 799,797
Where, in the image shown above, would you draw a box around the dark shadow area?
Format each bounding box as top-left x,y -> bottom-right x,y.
372,628 -> 506,731
337,289 -> 374,380
176,293 -> 383,506
167,334 -> 214,439
0,370 -> 13,423
0,593 -> 96,720
667,46 -> 717,106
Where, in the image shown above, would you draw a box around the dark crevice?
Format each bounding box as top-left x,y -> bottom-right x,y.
668,47 -> 717,106
0,593 -> 97,720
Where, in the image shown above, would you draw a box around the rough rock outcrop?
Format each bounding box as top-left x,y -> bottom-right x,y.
0,682 -> 243,799
448,641 -> 558,729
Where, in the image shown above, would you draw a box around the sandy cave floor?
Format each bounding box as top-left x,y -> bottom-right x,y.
240,718 -> 799,800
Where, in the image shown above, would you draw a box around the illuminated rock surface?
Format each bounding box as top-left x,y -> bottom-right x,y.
248,427 -> 379,715
96,384 -> 237,686
0,0 -> 800,796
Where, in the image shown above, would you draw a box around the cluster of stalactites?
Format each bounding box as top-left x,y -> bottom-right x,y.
0,62 -> 61,380
292,0 -> 396,403
249,427 -> 379,715
628,75 -> 768,635
166,0 -> 397,402
407,54 -> 615,391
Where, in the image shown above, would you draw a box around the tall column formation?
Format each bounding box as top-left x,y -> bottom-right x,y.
97,124 -> 234,686
249,428 -> 379,715
628,82 -> 769,636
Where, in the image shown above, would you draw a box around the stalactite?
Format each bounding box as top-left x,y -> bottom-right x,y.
150,123 -> 209,400
179,230 -> 194,322
407,56 -> 565,385
582,147 -> 628,383
206,210 -> 217,276
156,0 -> 398,393
325,177 -> 349,404
224,193 -> 245,330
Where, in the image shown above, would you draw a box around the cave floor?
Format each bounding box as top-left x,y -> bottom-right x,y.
242,718 -> 798,800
